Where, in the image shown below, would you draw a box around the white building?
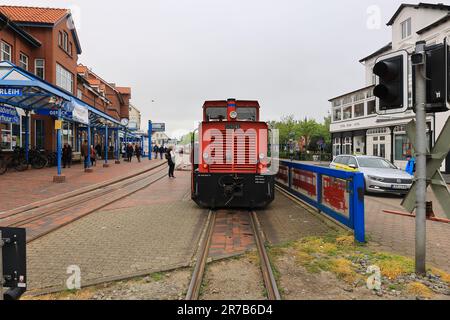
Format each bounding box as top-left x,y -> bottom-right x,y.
128,103 -> 141,131
152,131 -> 171,147
329,2 -> 450,173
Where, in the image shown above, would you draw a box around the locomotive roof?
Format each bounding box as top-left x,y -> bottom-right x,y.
203,100 -> 260,108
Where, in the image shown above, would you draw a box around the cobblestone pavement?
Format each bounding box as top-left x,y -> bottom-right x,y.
365,193 -> 450,272
26,171 -> 207,292
258,191 -> 334,245
0,159 -> 166,212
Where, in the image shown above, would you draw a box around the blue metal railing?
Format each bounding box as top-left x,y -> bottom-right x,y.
276,160 -> 365,243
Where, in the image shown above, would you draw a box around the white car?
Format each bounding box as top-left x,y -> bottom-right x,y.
330,155 -> 414,195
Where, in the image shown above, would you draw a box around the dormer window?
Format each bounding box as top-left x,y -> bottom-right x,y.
59,31 -> 71,55
401,18 -> 411,39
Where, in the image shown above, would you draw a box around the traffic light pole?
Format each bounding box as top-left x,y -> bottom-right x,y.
414,41 -> 427,275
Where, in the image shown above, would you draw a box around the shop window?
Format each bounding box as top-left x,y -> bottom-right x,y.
373,144 -> 378,157
333,138 -> 341,156
1,122 -> 12,150
21,116 -> 29,149
367,100 -> 376,115
354,103 -> 364,118
395,134 -> 412,161
35,120 -> 45,149
342,137 -> 352,155
343,106 -> 352,120
380,144 -> 386,159
62,122 -> 74,147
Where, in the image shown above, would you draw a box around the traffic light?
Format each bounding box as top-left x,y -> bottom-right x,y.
412,41 -> 450,113
425,42 -> 449,112
373,51 -> 409,114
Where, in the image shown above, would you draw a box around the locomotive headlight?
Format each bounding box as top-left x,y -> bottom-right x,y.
229,111 -> 237,119
203,152 -> 210,160
259,153 -> 266,160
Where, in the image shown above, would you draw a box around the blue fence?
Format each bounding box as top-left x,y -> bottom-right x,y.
276,161 -> 365,243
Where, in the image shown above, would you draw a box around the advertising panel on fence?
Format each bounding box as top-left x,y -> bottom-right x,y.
292,169 -> 318,201
321,176 -> 350,218
276,164 -> 289,187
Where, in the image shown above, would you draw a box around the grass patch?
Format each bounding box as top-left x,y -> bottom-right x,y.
372,253 -> 414,280
431,268 -> 450,285
150,272 -> 164,282
406,282 -> 433,299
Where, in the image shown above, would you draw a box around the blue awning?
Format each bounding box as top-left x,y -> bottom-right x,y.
0,61 -> 124,128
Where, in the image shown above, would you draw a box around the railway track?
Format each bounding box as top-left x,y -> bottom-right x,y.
186,209 -> 281,300
0,162 -> 168,242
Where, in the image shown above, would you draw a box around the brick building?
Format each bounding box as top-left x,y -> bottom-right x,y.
0,5 -> 135,156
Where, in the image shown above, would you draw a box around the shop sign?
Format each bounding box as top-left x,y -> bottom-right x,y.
152,123 -> 165,132
0,105 -> 20,124
0,87 -> 22,97
35,109 -> 73,119
72,104 -> 89,125
55,120 -> 62,130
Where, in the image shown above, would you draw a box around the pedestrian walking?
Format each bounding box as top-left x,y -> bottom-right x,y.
153,145 -> 159,159
81,140 -> 89,169
126,143 -> 134,162
90,145 -> 97,167
62,144 -> 72,168
166,147 -> 176,178
159,145 -> 164,160
405,155 -> 416,176
95,143 -> 102,159
135,144 -> 142,163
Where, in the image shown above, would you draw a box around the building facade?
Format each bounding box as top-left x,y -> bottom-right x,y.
0,5 -> 132,155
329,3 -> 450,173
128,103 -> 141,131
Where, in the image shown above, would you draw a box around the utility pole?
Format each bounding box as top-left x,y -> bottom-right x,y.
413,41 -> 427,275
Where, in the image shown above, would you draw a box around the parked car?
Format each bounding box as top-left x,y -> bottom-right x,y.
330,155 -> 414,195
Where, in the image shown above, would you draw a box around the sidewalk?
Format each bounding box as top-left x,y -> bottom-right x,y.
0,158 -> 166,212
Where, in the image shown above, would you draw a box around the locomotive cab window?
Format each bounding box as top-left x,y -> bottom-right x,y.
206,107 -> 227,121
236,107 -> 257,121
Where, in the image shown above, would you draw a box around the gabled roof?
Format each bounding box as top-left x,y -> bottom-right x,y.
417,12 -> 450,34
116,87 -> 131,96
0,5 -> 68,24
0,11 -> 41,47
387,2 -> 450,26
0,5 -> 82,54
359,43 -> 392,63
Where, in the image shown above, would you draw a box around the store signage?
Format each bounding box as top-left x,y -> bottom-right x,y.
0,105 -> 20,124
0,87 -> 22,97
35,109 -> 73,119
72,103 -> 89,125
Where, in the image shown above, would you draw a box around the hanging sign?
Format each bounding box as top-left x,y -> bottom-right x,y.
0,105 -> 20,124
0,87 -> 22,97
55,120 -> 62,130
71,102 -> 89,125
35,109 -> 72,119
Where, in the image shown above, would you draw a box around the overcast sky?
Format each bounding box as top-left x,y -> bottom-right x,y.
4,0 -> 419,138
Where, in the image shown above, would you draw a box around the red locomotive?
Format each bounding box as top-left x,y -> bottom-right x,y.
191,99 -> 275,209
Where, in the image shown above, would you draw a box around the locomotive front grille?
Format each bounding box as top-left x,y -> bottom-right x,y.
209,129 -> 258,173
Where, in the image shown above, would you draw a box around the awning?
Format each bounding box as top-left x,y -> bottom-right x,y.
0,61 -> 123,128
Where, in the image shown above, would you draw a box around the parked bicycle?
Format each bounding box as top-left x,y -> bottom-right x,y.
0,147 -> 28,175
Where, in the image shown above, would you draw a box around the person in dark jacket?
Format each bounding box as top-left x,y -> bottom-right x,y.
126,143 -> 134,162
90,145 -> 97,167
135,144 -> 142,163
62,144 -> 73,168
166,147 -> 176,178
95,143 -> 102,159
81,140 -> 89,169
153,145 -> 159,159
159,145 -> 165,160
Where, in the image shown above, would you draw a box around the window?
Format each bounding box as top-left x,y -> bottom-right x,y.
373,144 -> 379,157
333,100 -> 342,107
401,18 -> 411,39
1,122 -> 12,150
35,120 -> 45,149
35,59 -> 45,79
367,100 -> 376,115
355,92 -> 365,102
343,96 -> 352,105
19,53 -> 29,71
206,107 -> 227,121
343,106 -> 352,120
77,88 -> 83,99
63,31 -> 68,51
236,107 -> 257,121
354,103 -> 364,118
62,121 -> 74,147
333,108 -> 342,122
21,116 -> 30,149
342,137 -> 352,155
58,32 -> 62,46
333,138 -> 341,156
56,64 -> 74,93
1,42 -> 12,62
395,134 -> 412,161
